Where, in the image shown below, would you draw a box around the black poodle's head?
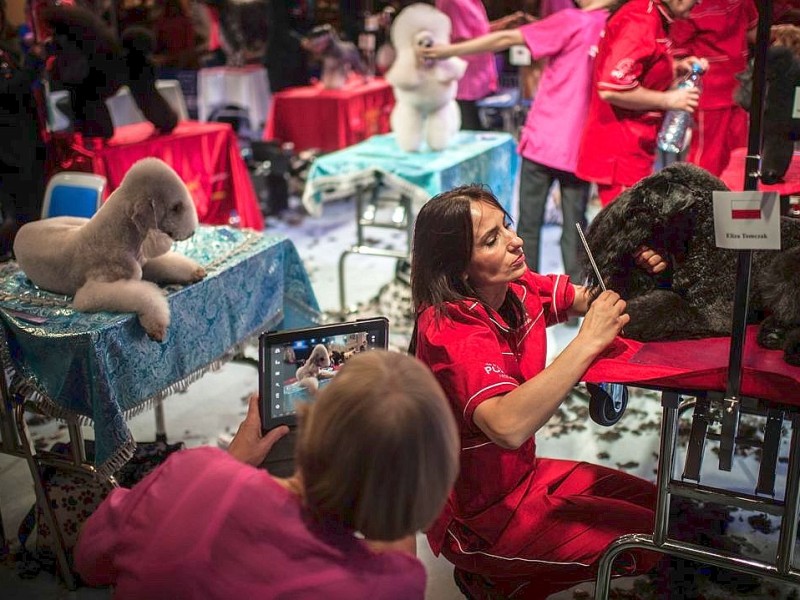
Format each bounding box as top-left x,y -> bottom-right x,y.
582,163 -> 728,294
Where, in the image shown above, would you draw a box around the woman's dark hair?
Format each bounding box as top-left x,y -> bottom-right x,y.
409,185 -> 526,352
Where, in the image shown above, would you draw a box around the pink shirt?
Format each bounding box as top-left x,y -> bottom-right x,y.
517,8 -> 609,173
436,0 -> 498,100
75,447 -> 425,600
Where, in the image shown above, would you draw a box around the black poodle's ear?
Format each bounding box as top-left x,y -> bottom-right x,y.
655,163 -> 727,218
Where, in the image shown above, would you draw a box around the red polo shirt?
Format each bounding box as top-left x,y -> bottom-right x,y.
576,0 -> 675,187
670,0 -> 758,109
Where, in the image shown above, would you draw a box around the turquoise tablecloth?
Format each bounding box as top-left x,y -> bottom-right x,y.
0,226 -> 320,476
301,131 -> 519,217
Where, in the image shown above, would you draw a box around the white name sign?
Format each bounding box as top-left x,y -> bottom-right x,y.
713,191 -> 780,250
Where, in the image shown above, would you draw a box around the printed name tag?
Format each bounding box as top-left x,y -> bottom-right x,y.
713,191 -> 780,250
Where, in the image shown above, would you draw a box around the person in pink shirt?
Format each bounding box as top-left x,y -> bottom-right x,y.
435,0 -> 527,130
420,0 -> 618,286
669,0 -> 758,176
74,351 -> 459,600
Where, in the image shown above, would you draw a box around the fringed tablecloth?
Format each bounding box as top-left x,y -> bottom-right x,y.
0,226 -> 320,476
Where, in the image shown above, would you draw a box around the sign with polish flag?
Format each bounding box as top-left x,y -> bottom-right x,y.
713,191 -> 780,250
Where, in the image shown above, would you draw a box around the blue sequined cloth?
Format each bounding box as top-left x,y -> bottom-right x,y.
0,226 -> 320,476
301,131 -> 520,217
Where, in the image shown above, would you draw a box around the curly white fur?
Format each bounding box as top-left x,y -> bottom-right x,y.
13,158 -> 206,342
385,3 -> 466,152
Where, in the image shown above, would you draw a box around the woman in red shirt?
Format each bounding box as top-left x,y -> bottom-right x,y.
410,185 -> 664,598
575,0 -> 707,205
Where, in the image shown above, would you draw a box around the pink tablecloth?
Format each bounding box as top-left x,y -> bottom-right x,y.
50,121 -> 264,230
264,77 -> 395,152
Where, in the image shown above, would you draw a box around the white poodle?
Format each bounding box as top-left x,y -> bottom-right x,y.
295,343 -> 333,393
385,3 -> 466,152
13,158 -> 206,342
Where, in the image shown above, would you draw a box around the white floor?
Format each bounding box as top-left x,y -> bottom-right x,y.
1,194 -> 799,599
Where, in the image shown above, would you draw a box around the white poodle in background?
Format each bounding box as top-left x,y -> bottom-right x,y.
13,158 -> 206,342
385,3 -> 466,152
295,343 -> 333,393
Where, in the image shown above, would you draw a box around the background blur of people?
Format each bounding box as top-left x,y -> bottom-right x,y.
575,0 -> 706,206
435,0 -> 528,130
264,0 -> 312,92
0,0 -> 45,259
152,0 -> 202,69
669,0 -> 757,176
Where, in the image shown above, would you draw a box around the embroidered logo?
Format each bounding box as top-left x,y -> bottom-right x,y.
610,58 -> 636,85
484,363 -> 504,375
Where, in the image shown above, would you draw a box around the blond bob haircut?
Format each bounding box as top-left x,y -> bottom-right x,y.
295,350 -> 459,541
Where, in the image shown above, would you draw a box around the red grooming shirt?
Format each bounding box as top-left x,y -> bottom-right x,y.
576,0 -> 675,187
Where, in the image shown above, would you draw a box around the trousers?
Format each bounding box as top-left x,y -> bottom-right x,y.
518,158 -> 589,282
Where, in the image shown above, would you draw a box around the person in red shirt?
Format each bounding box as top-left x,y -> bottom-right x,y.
410,185 -> 666,598
575,0 -> 707,205
669,0 -> 758,176
74,351 -> 459,600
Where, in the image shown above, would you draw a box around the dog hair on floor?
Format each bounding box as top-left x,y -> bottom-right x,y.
582,163 -> 800,365
14,158 -> 206,341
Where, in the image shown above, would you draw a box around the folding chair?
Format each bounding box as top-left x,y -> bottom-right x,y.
41,172 -> 106,219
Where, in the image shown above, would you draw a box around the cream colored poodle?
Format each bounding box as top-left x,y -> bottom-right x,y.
295,343 -> 333,392
14,158 -> 206,341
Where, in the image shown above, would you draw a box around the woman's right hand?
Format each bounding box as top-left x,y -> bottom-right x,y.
577,290 -> 630,354
663,86 -> 701,113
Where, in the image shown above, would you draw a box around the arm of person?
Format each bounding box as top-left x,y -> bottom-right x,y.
598,85 -> 701,113
366,535 -> 418,556
419,28 -> 524,60
489,11 -> 529,32
227,393 -> 290,466
473,290 -> 629,449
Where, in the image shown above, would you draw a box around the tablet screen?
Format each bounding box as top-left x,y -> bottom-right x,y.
259,318 -> 389,430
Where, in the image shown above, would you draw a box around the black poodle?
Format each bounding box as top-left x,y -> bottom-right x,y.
582,163 -> 800,365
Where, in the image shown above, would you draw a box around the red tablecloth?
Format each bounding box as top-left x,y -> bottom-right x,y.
720,147 -> 800,196
584,325 -> 800,405
50,121 -> 264,230
263,77 -> 395,152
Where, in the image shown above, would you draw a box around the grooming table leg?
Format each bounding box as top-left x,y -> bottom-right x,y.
718,396 -> 741,471
776,413 -> 800,573
682,397 -> 711,482
756,408 -> 784,497
154,398 -> 167,443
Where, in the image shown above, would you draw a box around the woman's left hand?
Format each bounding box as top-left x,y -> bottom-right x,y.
228,393 -> 290,467
634,246 -> 667,274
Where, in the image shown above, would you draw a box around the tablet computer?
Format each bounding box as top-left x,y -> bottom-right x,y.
259,317 -> 389,431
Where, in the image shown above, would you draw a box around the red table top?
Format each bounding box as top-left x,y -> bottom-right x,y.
720,147 -> 800,196
263,77 -> 395,152
57,121 -> 264,230
583,325 -> 800,405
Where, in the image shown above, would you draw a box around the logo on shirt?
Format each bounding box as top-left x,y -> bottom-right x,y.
484,363 -> 504,375
610,58 -> 636,85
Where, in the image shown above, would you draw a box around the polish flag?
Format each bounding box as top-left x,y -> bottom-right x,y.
731,197 -> 762,220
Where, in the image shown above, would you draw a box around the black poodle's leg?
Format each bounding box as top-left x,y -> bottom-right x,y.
783,328 -> 800,366
129,80 -> 178,135
757,314 -> 786,350
77,97 -> 115,139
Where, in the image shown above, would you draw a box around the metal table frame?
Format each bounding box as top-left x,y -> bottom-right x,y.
594,387 -> 800,597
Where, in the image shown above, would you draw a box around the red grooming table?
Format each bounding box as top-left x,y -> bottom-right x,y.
50,121 -> 264,230
583,325 -> 800,597
720,147 -> 800,197
263,77 -> 395,152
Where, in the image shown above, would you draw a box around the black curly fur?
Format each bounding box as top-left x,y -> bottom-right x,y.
42,5 -> 177,139
735,46 -> 800,185
582,163 -> 800,364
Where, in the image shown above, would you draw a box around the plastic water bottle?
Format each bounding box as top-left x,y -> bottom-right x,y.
657,63 -> 704,154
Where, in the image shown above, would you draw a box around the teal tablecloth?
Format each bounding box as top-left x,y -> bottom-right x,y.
301,131 -> 519,217
0,226 -> 320,476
